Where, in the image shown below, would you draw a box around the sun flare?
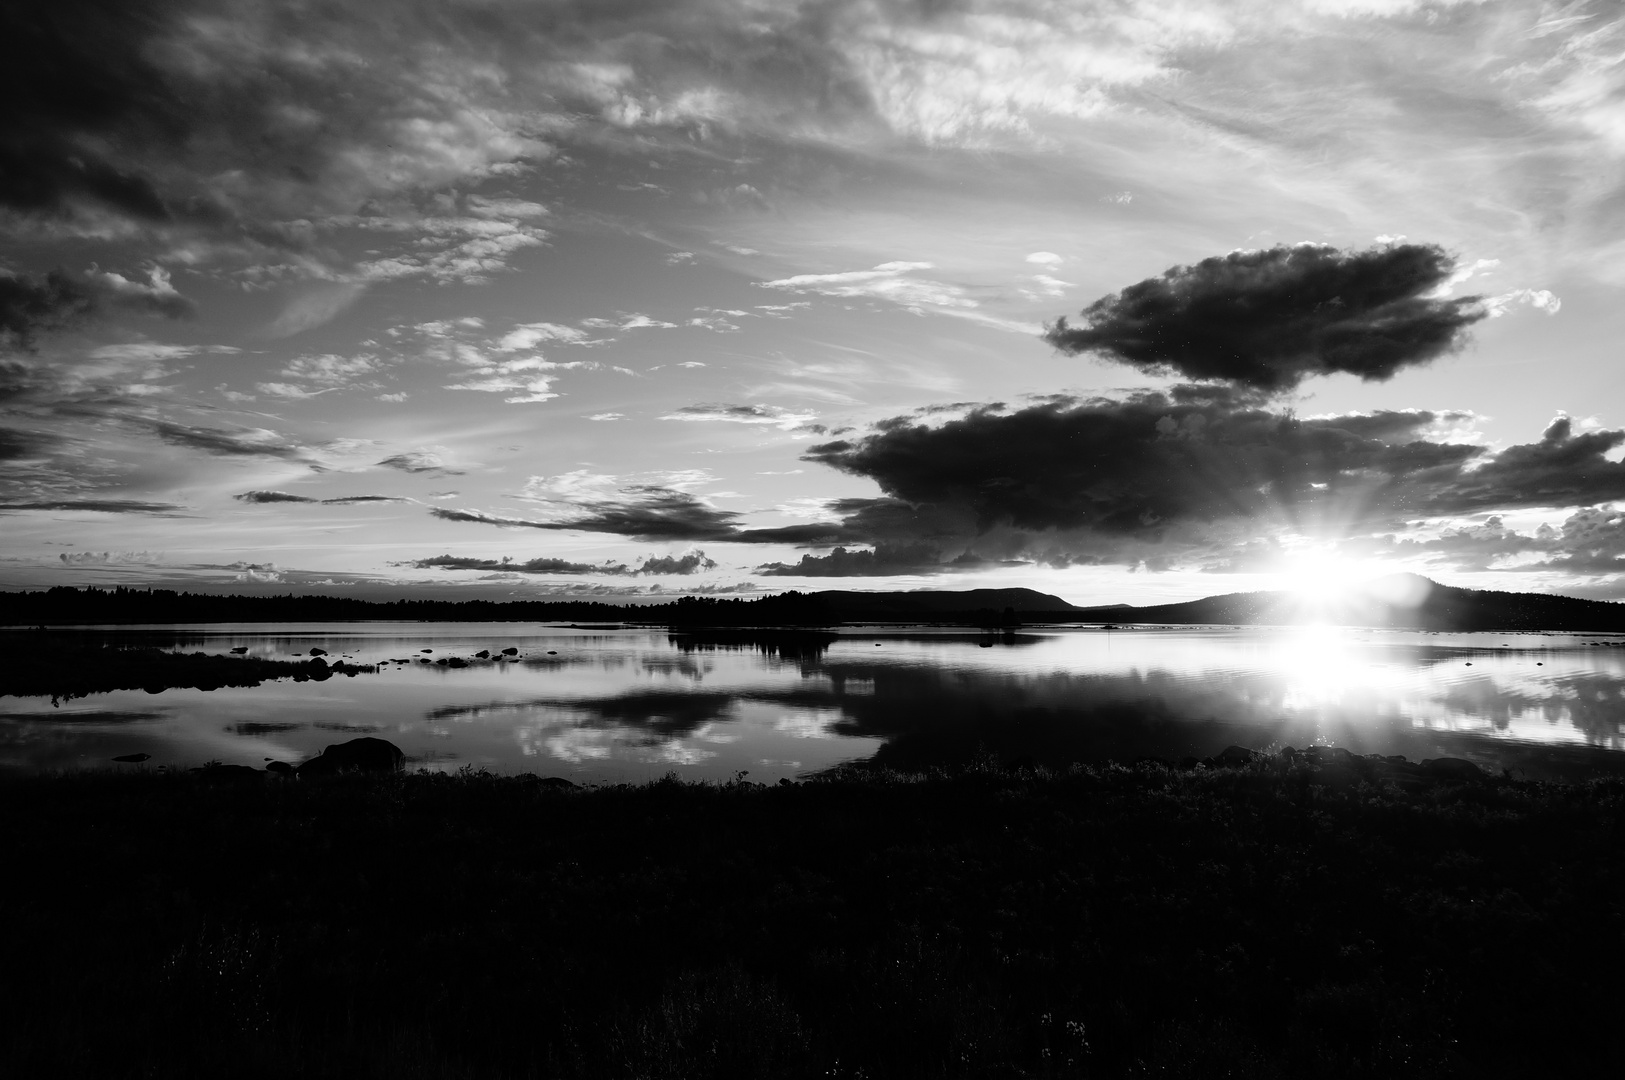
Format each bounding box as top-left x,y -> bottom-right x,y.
1277,553 -> 1368,604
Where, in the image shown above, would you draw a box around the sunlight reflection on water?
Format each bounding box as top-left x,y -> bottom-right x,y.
3,623 -> 1624,781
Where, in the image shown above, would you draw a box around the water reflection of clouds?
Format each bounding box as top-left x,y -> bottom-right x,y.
773,708 -> 845,740
427,688 -> 866,776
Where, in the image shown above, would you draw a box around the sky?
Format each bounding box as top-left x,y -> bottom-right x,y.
4,0 -> 1625,606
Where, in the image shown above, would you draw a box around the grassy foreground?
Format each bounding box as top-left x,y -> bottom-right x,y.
4,762 -> 1623,1079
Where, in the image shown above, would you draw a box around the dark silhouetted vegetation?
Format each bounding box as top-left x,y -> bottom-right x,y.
3,760 -> 1622,1078
0,585 -> 1084,627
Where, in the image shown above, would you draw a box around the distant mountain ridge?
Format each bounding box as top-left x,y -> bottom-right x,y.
815,587 -> 1081,617
4,577 -> 1622,631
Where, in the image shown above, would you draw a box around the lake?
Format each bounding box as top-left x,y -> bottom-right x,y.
5,622 -> 1625,782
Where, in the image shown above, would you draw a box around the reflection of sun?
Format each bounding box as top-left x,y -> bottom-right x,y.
1270,623 -> 1365,702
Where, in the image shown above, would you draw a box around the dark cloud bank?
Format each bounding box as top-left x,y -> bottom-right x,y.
1,268 -> 193,351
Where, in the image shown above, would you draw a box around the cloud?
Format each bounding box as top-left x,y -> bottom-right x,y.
1482,288 -> 1562,318
1407,416 -> 1625,517
377,450 -> 465,476
255,382 -> 335,400
0,499 -> 184,514
234,490 -> 410,505
149,420 -> 316,463
0,0 -> 550,238
757,261 -> 975,313
354,214 -> 550,286
406,554 -> 631,576
431,485 -> 741,542
1346,505 -> 1625,578
634,550 -> 719,575
430,474 -> 841,544
756,543 -> 955,577
496,322 -> 588,351
785,389 -> 1625,579
660,403 -> 818,430
263,283 -> 367,339
0,426 -> 53,461
1,267 -> 193,349
233,490 -> 314,504
442,373 -> 559,403
88,342 -> 238,361
580,313 -> 679,331
1043,243 -> 1488,391
465,196 -> 549,220
57,550 -> 163,565
405,549 -> 717,577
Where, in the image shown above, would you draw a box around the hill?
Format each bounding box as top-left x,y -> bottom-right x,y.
1072,573 -> 1625,632
815,587 -> 1079,620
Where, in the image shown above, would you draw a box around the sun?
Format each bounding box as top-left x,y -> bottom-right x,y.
1272,550 -> 1391,620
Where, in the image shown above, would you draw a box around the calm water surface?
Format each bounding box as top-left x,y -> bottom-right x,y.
6,622 -> 1625,782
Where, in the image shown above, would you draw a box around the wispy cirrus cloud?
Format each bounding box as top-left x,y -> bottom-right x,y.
377,450 -> 465,476
757,261 -> 974,313
659,403 -> 818,430
148,420 -> 321,465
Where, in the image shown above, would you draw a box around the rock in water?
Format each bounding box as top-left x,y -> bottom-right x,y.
296,737 -> 405,776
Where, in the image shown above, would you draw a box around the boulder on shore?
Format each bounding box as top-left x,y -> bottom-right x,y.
296,737 -> 405,777
1422,757 -> 1486,782
1213,745 -> 1263,767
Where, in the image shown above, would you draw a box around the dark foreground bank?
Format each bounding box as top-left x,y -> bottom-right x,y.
4,762 -> 1622,1079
